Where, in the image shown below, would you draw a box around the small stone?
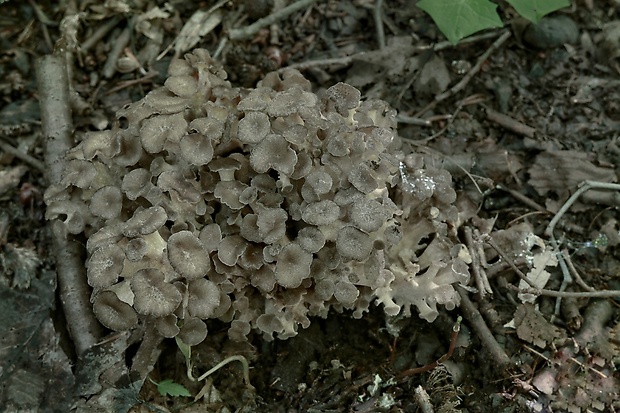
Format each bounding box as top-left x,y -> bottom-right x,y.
523,16 -> 579,49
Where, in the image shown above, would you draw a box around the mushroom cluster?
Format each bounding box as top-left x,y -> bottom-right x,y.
44,49 -> 469,342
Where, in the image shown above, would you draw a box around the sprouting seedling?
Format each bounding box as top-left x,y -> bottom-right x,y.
175,336 -> 255,397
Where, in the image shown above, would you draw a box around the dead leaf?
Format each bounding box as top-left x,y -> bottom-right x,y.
512,303 -> 564,348
171,9 -> 223,57
528,150 -> 616,197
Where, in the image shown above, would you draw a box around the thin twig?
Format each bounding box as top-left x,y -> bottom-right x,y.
505,284 -> 620,298
280,29 -> 507,75
464,226 -> 492,299
486,257 -> 528,278
228,0 -> 321,40
415,30 -> 511,118
0,138 -> 46,172
483,234 -> 538,289
396,114 -> 431,126
484,233 -> 620,298
545,180 -> 620,239
522,344 -> 607,379
544,180 -> 620,314
496,183 -> 548,212
80,16 -> 122,52
374,0 -> 385,49
102,25 -> 131,78
485,106 -> 536,138
281,55 -> 354,72
457,286 -> 513,370
561,249 -> 594,291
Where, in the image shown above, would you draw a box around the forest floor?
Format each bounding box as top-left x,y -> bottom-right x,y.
0,1 -> 619,412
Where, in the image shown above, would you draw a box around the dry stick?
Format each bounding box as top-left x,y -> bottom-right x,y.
486,256 -> 528,278
522,344 -> 607,380
504,284 -> 620,298
483,234 -> 620,298
415,30 -> 511,118
561,249 -> 594,291
228,0 -> 322,40
374,0 -> 385,49
395,114 -> 432,126
413,386 -> 434,413
464,226 -> 491,299
0,139 -> 46,172
282,55 -> 354,72
102,25 -> 131,79
36,54 -> 103,356
80,16 -> 122,52
495,184 -> 548,213
485,107 -> 536,138
474,228 -> 493,288
282,29 -> 506,73
456,286 -> 513,370
196,355 -> 254,391
545,180 -> 620,239
545,180 -> 620,314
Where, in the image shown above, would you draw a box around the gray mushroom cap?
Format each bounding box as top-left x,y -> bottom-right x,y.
179,132 -> 214,165
155,314 -> 180,338
90,186 -> 123,220
301,200 -> 340,226
336,226 -> 373,261
178,317 -> 208,346
86,244 -> 125,288
238,111 -> 270,144
92,290 -> 139,331
130,268 -> 182,317
123,206 -> 167,237
121,168 -> 153,201
249,134 -> 297,176
275,243 -> 312,288
188,278 -> 221,319
350,198 -> 390,233
323,82 -> 361,116
167,230 -> 211,280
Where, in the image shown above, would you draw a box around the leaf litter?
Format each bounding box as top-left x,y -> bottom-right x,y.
0,1 -> 619,412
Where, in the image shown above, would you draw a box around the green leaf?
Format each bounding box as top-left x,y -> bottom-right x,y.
418,0 -> 503,45
156,379 -> 191,398
506,0 -> 570,24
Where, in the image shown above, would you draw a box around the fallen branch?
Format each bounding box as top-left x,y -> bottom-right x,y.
36,53 -> 103,355
457,286 -> 513,370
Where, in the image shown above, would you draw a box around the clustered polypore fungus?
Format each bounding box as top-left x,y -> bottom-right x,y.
44,49 -> 469,343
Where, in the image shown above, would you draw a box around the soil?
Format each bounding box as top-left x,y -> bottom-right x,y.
0,1 -> 619,413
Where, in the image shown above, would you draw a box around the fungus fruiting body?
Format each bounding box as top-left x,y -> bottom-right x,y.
45,49 -> 469,344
